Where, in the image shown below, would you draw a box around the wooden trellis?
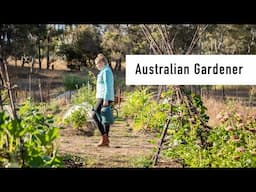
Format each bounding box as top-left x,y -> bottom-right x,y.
0,59 -> 18,119
140,24 -> 210,166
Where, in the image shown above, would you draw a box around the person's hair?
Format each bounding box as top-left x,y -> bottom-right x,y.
95,53 -> 108,65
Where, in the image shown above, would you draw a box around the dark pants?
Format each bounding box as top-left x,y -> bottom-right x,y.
92,99 -> 113,136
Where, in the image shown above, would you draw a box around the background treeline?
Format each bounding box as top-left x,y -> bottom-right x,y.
1,24 -> 256,71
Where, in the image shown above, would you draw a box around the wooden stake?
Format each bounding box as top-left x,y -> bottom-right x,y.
2,61 -> 17,119
39,78 -> 43,103
152,118 -> 171,166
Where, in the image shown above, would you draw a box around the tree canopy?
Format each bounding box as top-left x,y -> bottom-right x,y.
1,24 -> 256,70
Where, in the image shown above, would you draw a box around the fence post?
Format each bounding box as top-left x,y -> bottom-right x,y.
39,78 -> 43,103
222,85 -> 225,101
118,87 -> 121,109
29,66 -> 32,99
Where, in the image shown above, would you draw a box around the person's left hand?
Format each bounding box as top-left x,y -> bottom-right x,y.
103,100 -> 108,106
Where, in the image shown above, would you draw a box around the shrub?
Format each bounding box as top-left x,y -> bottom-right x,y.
133,101 -> 169,131
0,99 -> 62,168
121,88 -> 169,132
64,74 -> 96,129
163,96 -> 256,167
63,71 -> 96,91
71,82 -> 96,106
63,107 -> 88,129
121,88 -> 153,118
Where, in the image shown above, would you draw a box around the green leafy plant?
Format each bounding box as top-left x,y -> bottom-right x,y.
63,71 -> 96,91
121,88 -> 169,132
64,108 -> 88,129
0,99 -> 62,168
163,95 -> 256,168
121,88 -> 153,118
63,74 -> 96,130
133,101 -> 169,131
207,124 -> 256,167
71,82 -> 96,106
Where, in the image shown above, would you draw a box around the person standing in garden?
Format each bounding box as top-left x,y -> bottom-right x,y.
92,53 -> 114,147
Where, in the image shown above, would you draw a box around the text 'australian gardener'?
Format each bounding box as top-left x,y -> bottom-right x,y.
135,63 -> 243,75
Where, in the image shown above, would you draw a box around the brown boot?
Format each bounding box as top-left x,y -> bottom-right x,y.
97,134 -> 109,147
106,135 -> 110,145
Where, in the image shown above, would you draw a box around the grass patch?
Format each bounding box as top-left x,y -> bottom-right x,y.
83,156 -> 96,167
130,155 -> 153,168
63,74 -> 88,91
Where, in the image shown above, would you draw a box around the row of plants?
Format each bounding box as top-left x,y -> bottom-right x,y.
0,70 -> 98,167
121,87 -> 256,167
121,88 -> 169,131
0,99 -> 62,167
63,71 -> 96,129
165,94 -> 256,167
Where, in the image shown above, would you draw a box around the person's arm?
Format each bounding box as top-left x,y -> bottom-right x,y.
103,69 -> 112,106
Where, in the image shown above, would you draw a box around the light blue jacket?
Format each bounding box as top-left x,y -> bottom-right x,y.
96,65 -> 114,101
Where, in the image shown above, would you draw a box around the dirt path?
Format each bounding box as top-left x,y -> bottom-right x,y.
58,120 -> 159,167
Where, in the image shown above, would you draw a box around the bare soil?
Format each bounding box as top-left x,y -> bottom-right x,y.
58,120 -> 159,167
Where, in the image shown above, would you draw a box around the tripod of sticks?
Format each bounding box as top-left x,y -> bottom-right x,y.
139,24 -> 210,166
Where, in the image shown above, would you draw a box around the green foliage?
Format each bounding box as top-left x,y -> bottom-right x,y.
207,124 -> 256,167
75,26 -> 101,63
163,96 -> 256,167
72,84 -> 96,106
121,88 -> 169,131
114,74 -> 126,90
3,24 -> 256,64
191,93 -> 209,122
63,72 -> 95,91
121,88 -> 153,118
63,74 -> 86,91
71,72 -> 96,106
58,44 -> 82,62
200,24 -> 256,54
133,101 -> 169,131
101,25 -> 130,62
64,108 -> 88,129
64,71 -> 96,129
57,25 -> 101,66
0,99 -> 62,168
127,25 -> 150,54
163,93 -> 211,167
131,155 -> 153,168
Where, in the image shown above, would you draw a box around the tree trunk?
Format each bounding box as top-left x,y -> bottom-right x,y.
38,41 -> 41,69
0,59 -> 4,111
32,57 -> 35,70
118,59 -> 121,71
46,36 -> 50,70
114,60 -> 117,70
22,56 -> 25,67
109,61 -> 114,71
15,57 -> 17,67
114,59 -> 121,71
